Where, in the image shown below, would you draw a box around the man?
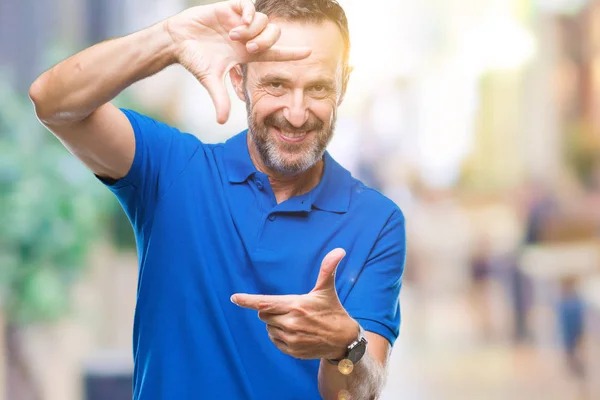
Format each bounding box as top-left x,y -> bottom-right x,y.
29,0 -> 406,399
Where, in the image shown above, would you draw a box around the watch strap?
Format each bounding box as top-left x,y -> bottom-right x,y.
327,324 -> 366,365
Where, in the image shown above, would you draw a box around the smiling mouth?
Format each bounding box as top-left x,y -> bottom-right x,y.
272,127 -> 310,143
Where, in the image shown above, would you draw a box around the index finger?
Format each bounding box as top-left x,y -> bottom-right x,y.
229,0 -> 255,24
254,46 -> 312,62
231,293 -> 294,311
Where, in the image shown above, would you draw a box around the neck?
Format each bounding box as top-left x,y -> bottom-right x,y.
247,135 -> 324,204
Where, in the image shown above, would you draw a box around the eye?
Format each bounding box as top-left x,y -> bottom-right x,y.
311,85 -> 325,92
264,81 -> 286,96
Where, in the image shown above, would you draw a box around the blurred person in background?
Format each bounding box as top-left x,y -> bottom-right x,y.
469,236 -> 494,341
557,277 -> 585,378
28,0 -> 406,399
511,180 -> 558,343
520,176 -> 588,378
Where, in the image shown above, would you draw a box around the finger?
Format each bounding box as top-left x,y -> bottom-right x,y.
228,0 -> 255,24
258,308 -> 287,325
266,324 -> 287,339
231,293 -> 293,311
258,311 -> 287,326
199,74 -> 230,125
270,335 -> 289,353
312,248 -> 346,292
242,0 -> 255,24
229,12 -> 268,43
242,23 -> 280,54
266,326 -> 290,353
253,45 -> 312,62
262,313 -> 304,336
260,297 -> 296,314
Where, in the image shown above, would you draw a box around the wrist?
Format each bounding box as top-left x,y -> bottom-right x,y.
329,317 -> 360,361
127,20 -> 180,82
157,20 -> 180,67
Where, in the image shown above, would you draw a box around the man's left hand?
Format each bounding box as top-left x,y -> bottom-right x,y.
231,248 -> 359,360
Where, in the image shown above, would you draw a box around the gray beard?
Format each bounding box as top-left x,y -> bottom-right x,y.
244,92 -> 336,176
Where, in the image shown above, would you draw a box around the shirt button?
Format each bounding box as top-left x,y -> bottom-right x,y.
268,214 -> 276,221
256,180 -> 264,190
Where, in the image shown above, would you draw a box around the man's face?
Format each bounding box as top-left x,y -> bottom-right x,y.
240,19 -> 346,175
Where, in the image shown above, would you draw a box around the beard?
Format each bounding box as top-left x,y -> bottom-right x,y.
245,92 -> 336,176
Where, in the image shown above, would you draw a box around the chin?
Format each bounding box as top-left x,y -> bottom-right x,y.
270,161 -> 310,176
270,151 -> 322,176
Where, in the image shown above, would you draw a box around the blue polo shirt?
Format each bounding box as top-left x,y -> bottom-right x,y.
101,109 -> 406,400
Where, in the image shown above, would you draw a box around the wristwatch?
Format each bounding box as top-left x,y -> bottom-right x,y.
327,324 -> 368,374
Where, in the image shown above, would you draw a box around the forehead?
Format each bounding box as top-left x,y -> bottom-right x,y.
248,19 -> 344,79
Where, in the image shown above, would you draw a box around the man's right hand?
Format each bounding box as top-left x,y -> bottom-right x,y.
166,0 -> 311,123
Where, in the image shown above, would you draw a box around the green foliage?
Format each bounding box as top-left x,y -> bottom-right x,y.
0,75 -> 113,325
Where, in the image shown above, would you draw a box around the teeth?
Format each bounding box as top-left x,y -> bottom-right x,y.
280,130 -> 307,138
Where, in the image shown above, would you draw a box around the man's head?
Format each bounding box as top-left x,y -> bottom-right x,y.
230,0 -> 351,176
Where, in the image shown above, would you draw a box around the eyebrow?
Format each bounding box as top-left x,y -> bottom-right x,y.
260,74 -> 336,88
260,73 -> 293,83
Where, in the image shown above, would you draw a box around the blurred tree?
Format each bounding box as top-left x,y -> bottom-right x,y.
0,74 -> 115,399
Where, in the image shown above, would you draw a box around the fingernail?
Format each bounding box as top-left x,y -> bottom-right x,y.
230,295 -> 237,304
247,42 -> 259,53
230,31 -> 241,40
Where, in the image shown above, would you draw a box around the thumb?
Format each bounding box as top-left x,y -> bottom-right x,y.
312,248 -> 346,292
178,41 -> 231,124
199,73 -> 231,125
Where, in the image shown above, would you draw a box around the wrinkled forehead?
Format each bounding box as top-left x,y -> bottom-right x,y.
247,19 -> 345,80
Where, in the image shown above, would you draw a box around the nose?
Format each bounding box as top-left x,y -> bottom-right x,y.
283,89 -> 309,129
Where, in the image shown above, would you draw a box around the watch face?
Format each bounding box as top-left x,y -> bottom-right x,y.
348,338 -> 367,364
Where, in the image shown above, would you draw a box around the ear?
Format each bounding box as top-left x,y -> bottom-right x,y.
229,65 -> 247,102
337,65 -> 354,106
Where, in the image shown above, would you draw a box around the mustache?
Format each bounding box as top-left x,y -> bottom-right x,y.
264,113 -> 324,133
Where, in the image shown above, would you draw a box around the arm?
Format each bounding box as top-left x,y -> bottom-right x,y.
318,331 -> 389,400
28,23 -> 174,180
29,0 -> 310,180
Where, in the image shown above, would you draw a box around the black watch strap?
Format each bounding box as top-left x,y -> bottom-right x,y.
327,324 -> 367,365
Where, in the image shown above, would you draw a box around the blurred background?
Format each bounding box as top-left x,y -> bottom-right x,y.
2,0 -> 600,399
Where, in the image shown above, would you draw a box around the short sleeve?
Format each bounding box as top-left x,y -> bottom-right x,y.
98,108 -> 202,230
343,209 -> 406,346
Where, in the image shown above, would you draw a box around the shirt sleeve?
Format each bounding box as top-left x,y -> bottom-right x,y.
97,108 -> 202,231
343,209 -> 406,346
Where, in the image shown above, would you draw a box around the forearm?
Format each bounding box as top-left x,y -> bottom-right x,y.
318,353 -> 386,400
29,21 -> 176,125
